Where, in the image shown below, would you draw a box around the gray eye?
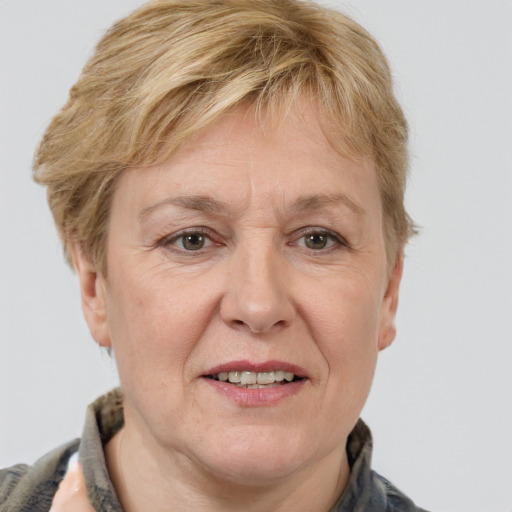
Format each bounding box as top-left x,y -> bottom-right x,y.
181,233 -> 206,250
304,233 -> 329,250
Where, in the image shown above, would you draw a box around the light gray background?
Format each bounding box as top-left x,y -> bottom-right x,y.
1,1 -> 511,511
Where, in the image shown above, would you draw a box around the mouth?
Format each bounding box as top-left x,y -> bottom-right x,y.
201,361 -> 308,405
204,370 -> 304,389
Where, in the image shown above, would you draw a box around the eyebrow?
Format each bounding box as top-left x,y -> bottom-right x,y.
290,193 -> 366,217
138,192 -> 365,221
138,195 -> 230,221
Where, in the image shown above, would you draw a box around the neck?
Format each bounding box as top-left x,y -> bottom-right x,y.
105,422 -> 350,512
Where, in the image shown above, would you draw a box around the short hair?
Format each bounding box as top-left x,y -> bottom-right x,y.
33,0 -> 415,272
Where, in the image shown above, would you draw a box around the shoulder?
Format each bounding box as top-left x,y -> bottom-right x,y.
371,471 -> 430,512
0,439 -> 80,512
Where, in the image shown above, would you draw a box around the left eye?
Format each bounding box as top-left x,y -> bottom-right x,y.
168,231 -> 213,251
295,231 -> 341,250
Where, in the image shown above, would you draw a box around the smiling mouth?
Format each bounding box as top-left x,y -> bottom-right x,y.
205,370 -> 304,389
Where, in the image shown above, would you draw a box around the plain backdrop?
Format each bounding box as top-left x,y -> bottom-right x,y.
1,1 -> 511,511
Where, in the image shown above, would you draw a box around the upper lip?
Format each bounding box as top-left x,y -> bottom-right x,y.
203,359 -> 308,378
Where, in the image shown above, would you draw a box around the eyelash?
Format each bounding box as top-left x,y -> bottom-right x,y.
290,228 -> 349,252
158,227 -> 349,254
159,227 -> 217,253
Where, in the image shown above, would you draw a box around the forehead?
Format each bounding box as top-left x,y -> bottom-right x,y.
179,100 -> 359,173
114,100 -> 381,223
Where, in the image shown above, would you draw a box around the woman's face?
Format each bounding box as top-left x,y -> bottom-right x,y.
77,100 -> 402,484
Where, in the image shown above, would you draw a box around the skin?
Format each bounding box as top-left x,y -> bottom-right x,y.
50,463 -> 93,512
69,99 -> 403,512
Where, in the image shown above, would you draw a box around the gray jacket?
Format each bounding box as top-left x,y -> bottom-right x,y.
0,389 -> 429,512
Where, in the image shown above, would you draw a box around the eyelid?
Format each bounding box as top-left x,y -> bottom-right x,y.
156,226 -> 349,254
290,227 -> 349,250
159,227 -> 218,252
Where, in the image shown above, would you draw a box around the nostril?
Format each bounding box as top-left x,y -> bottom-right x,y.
220,285 -> 294,333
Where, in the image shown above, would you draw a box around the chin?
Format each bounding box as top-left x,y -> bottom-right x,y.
192,426 -> 315,485
205,457 -> 304,487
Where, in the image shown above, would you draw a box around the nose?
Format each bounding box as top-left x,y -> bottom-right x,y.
220,242 -> 295,334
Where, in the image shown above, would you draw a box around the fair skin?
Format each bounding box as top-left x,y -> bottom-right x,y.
61,100 -> 403,512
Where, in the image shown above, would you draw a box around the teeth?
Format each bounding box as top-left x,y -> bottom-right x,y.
284,372 -> 294,382
240,372 -> 257,385
257,371 -> 275,384
274,371 -> 285,382
228,371 -> 241,383
213,370 -> 298,386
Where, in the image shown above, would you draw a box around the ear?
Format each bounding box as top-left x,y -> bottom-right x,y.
377,251 -> 404,351
69,242 -> 111,347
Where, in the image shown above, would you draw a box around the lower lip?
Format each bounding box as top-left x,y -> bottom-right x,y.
202,378 -> 306,407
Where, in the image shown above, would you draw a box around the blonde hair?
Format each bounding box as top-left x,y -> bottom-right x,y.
34,0 -> 415,271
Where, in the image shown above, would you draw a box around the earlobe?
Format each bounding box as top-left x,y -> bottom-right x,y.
69,242 -> 111,347
377,252 -> 404,351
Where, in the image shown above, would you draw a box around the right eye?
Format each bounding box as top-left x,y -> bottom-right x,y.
164,230 -> 214,252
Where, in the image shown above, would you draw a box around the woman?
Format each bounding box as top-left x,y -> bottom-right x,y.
1,0 -> 426,510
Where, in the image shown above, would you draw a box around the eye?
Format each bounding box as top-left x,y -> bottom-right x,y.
293,229 -> 346,251
304,233 -> 332,250
164,230 -> 214,251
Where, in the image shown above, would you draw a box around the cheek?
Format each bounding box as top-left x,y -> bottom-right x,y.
104,262 -> 217,390
307,277 -> 381,398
